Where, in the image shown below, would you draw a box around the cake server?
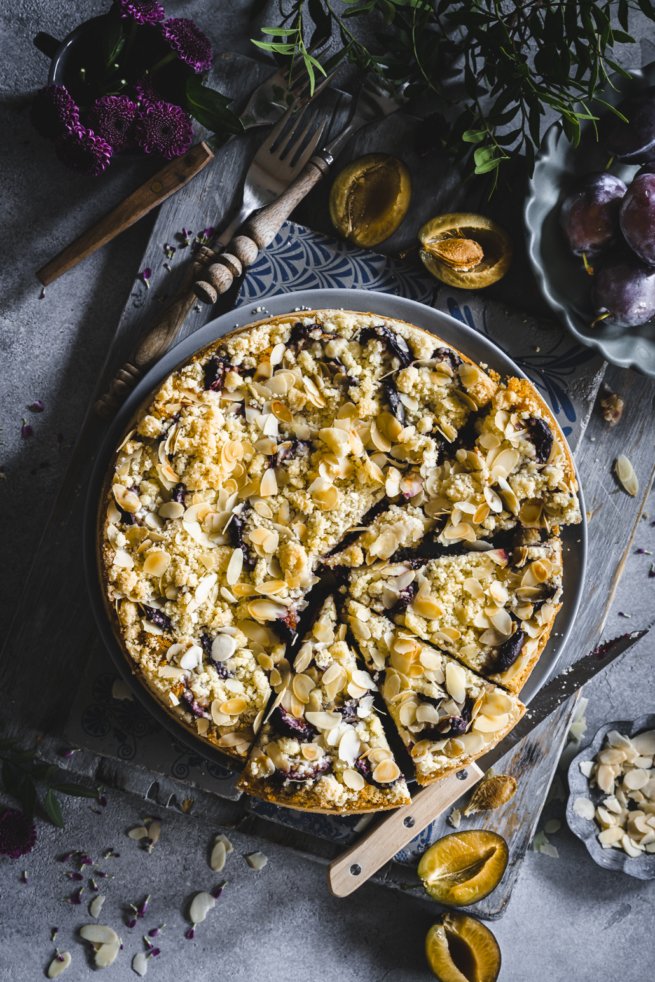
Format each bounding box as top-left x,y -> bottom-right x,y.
327,626 -> 650,897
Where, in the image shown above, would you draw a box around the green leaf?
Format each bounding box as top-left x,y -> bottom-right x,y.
260,26 -> 300,37
100,13 -> 125,70
42,789 -> 64,829
185,77 -> 244,138
462,129 -> 486,143
49,782 -> 99,799
474,157 -> 503,175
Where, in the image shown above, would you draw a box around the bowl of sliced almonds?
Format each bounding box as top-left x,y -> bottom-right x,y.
566,714 -> 655,879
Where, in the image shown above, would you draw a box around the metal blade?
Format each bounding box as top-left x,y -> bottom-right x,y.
324,77 -> 404,158
480,626 -> 651,769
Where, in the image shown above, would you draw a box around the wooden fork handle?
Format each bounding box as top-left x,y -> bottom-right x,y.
94,248 -> 213,419
327,763 -> 484,898
194,153 -> 332,304
37,142 -> 215,286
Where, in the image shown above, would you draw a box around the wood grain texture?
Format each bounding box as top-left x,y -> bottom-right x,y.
36,142 -> 215,286
328,765 -> 484,897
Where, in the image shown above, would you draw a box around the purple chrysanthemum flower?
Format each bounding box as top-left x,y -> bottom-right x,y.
30,85 -> 80,140
160,18 -> 213,74
117,0 -> 165,25
135,101 -> 193,159
0,808 -> 37,859
56,125 -> 113,176
89,95 -> 137,152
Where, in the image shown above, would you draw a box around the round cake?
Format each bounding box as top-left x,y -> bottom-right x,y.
99,308 -> 581,814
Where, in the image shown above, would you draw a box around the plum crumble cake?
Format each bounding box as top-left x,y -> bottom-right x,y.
100,308 -> 580,812
238,596 -> 411,811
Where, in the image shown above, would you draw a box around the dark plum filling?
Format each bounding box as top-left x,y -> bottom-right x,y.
354,755 -> 399,788
171,482 -> 187,505
387,581 -> 419,618
272,607 -> 300,644
203,353 -> 231,391
270,705 -> 317,741
116,505 -> 136,525
383,378 -> 406,424
281,756 -> 332,783
289,322 -> 335,347
181,689 -> 210,719
432,346 -> 462,371
199,633 -> 231,678
494,629 -> 525,672
229,509 -> 256,570
274,439 -> 311,468
324,497 -> 390,558
359,324 -> 412,367
524,416 -> 553,464
141,605 -> 172,632
420,696 -> 474,741
338,699 -> 361,724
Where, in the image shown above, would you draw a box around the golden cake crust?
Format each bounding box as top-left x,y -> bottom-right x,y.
97,308 -> 580,812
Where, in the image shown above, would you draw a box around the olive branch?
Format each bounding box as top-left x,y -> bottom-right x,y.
251,0 -> 655,188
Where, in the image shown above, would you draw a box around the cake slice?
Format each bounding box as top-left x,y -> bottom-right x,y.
238,596 -> 411,813
424,378 -> 581,546
322,503 -> 433,569
347,536 -> 563,693
346,603 -> 525,786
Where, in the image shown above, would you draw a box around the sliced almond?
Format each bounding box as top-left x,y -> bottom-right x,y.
615,455 -> 639,497
47,953 -> 72,978
343,767 -> 366,791
189,891 -> 216,924
372,759 -> 401,784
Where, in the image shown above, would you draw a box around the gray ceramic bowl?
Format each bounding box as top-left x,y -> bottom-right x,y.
566,714 -> 655,879
525,63 -> 655,375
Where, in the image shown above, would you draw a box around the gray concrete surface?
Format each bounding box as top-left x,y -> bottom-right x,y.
1,3 -> 655,981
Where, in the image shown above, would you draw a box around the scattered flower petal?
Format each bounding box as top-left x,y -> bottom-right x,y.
27,400 -> 44,413
21,419 -> 33,440
0,808 -> 36,858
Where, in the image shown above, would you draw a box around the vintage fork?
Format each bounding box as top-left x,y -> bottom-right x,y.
94,99 -> 327,418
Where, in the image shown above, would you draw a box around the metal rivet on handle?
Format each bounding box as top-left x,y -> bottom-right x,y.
350,864 -> 362,876
456,769 -> 469,780
403,816 -> 415,828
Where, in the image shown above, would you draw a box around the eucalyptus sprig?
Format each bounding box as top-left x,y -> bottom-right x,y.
0,737 -> 98,829
252,0 -> 655,188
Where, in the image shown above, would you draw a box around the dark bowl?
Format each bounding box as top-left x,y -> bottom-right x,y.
566,714 -> 655,879
525,63 -> 655,374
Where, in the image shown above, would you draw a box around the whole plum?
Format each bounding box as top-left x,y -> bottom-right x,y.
619,173 -> 655,265
559,173 -> 626,259
592,258 -> 655,329
603,90 -> 655,162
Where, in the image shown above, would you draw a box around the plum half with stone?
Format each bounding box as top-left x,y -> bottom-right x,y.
592,257 -> 655,330
619,172 -> 655,266
559,173 -> 626,268
329,154 -> 411,248
419,213 -> 512,289
426,914 -> 501,982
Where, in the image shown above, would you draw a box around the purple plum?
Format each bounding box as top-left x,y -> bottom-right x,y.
560,173 -> 627,259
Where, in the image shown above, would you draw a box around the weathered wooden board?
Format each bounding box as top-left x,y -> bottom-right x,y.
2,51 -> 654,920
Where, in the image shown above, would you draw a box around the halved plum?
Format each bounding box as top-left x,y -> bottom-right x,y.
426,913 -> 501,982
417,830 -> 509,906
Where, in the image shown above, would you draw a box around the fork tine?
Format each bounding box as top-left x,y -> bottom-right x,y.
257,102 -> 305,155
287,116 -> 327,171
276,103 -> 316,159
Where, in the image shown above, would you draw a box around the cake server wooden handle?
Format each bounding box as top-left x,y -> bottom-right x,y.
194,152 -> 333,304
94,247 -> 213,419
37,142 -> 215,286
327,763 -> 484,898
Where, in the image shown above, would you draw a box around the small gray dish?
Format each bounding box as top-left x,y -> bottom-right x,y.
525,62 -> 655,375
566,714 -> 655,879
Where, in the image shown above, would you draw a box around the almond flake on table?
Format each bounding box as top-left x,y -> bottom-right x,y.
189,891 -> 216,925
132,952 -> 149,977
245,851 -> 268,871
47,952 -> 71,978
